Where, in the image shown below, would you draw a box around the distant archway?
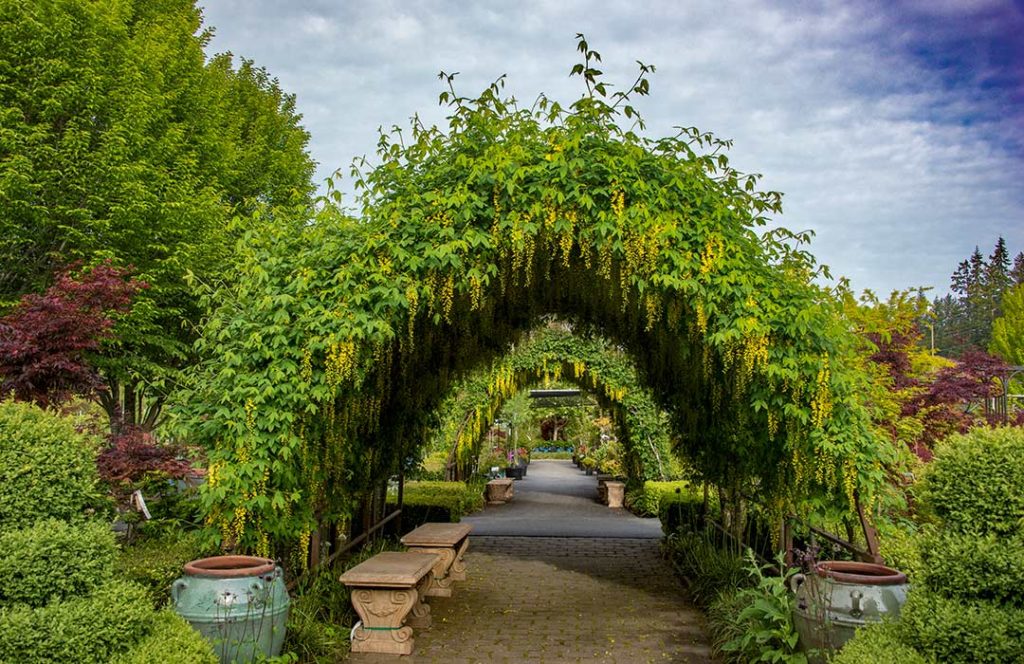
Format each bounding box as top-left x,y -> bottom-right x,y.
424,325 -> 676,484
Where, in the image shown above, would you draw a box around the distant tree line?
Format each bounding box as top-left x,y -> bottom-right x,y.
931,237 -> 1024,359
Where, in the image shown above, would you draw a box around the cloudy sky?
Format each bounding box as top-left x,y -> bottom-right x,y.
200,0 -> 1023,296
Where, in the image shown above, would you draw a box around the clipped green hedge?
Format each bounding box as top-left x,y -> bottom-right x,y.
627,480 -> 696,517
387,480 -> 484,529
0,399 -> 101,530
0,519 -> 116,607
655,482 -> 718,534
898,589 -> 1024,664
110,610 -> 217,664
0,580 -> 153,664
917,426 -> 1024,536
832,622 -> 928,664
117,530 -> 215,608
920,531 -> 1024,606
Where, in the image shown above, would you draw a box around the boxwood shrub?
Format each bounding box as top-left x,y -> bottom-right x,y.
832,622 -> 927,664
117,530 -> 215,608
917,426 -> 1024,537
919,531 -> 1024,606
898,589 -> 1024,663
0,518 -> 116,607
110,609 -> 217,664
387,480 -> 484,529
0,399 -> 102,530
0,580 -> 153,664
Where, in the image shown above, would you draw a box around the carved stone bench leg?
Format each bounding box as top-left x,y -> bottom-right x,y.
450,537 -> 469,581
411,547 -> 457,598
349,588 -> 417,655
407,573 -> 434,628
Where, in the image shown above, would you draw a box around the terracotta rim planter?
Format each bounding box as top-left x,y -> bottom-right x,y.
814,561 -> 907,586
183,555 -> 276,579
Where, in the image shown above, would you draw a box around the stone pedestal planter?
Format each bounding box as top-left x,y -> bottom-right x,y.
486,478 -> 514,504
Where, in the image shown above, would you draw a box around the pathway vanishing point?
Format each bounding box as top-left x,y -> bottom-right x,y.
348,460 -> 715,663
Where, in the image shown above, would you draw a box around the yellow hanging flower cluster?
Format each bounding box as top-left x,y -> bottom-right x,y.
469,274 -> 482,311
810,353 -> 833,428
611,189 -> 626,217
231,506 -> 246,546
767,409 -> 779,439
560,209 -> 577,266
544,204 -> 557,231
244,399 -> 256,433
842,458 -> 858,512
297,530 -> 311,571
256,529 -> 270,558
598,240 -> 613,280
300,347 -> 313,384
644,293 -> 662,331
207,460 -> 223,488
440,274 -> 455,321
699,235 -> 724,276
696,301 -> 708,335
325,341 -> 356,389
572,359 -> 586,379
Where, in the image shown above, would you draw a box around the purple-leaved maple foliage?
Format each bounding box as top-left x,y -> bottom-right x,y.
0,261 -> 144,406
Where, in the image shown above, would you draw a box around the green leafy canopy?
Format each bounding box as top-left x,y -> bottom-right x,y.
180,36 -> 884,556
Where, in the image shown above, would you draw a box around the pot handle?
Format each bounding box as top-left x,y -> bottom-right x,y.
171,579 -> 188,606
850,589 -> 864,618
789,573 -> 806,594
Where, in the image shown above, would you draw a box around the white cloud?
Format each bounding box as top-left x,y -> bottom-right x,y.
198,0 -> 1024,295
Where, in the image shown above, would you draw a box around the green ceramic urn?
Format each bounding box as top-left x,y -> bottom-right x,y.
172,555 -> 290,663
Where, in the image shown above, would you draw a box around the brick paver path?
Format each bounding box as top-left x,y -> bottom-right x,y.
348,461 -> 715,663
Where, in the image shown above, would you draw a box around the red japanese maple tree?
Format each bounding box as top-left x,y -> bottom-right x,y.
0,261 -> 144,406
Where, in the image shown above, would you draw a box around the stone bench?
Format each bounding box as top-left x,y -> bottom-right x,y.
597,479 -> 625,508
339,551 -> 438,655
485,478 -> 514,504
400,522 -> 472,597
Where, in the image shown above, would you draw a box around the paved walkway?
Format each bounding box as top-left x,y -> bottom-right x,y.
348,461 -> 714,663
462,459 -> 663,538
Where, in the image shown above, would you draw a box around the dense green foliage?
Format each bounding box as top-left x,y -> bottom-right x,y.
426,326 -> 676,483
0,579 -> 153,664
0,519 -> 116,607
990,283 -> 1024,365
117,530 -> 215,608
0,0 -> 315,426
628,479 -> 701,516
838,426 -> 1024,662
387,480 -> 485,527
109,610 -> 217,664
0,399 -> 101,529
831,623 -> 928,664
917,426 -> 1024,536
182,40 -> 883,555
898,590 -> 1024,663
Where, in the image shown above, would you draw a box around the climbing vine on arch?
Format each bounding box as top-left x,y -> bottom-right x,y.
425,324 -> 679,484
180,36 -> 888,559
